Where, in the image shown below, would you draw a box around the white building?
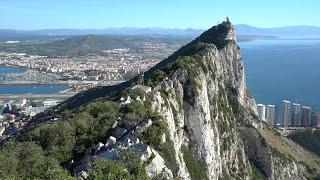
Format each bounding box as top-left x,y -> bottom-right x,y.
283,100 -> 291,127
266,105 -> 276,126
257,104 -> 266,122
43,99 -> 59,107
291,103 -> 301,127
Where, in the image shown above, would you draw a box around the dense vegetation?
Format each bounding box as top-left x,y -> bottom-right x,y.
0,87 -> 175,178
89,150 -> 148,180
0,140 -> 148,179
182,146 -> 208,180
0,141 -> 73,179
288,128 -> 320,156
195,21 -> 232,49
24,101 -> 121,163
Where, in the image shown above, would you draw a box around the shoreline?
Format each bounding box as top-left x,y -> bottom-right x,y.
0,81 -> 69,85
0,92 -> 77,99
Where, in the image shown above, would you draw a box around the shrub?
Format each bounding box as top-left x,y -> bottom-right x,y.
27,100 -> 121,163
0,141 -> 73,179
140,120 -> 168,149
29,121 -> 76,163
122,101 -> 147,123
181,145 -> 208,180
88,159 -> 131,180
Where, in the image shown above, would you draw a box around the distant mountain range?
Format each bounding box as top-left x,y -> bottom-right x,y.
0,34 -> 192,57
0,28 -> 203,41
1,24 -> 320,41
235,24 -> 320,37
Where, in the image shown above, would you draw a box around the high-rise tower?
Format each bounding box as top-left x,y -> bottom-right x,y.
301,106 -> 311,127
282,100 -> 291,127
257,104 -> 266,122
266,105 -> 276,126
311,111 -> 319,127
291,103 -> 301,127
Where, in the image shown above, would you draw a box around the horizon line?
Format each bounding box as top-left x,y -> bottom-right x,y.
1,24 -> 320,31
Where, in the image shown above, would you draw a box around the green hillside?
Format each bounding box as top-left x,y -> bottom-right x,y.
0,35 -> 191,57
288,128 -> 320,156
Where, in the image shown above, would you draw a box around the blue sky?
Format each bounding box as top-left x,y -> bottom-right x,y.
1,0 -> 319,30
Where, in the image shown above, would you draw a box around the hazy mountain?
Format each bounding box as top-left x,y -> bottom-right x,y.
0,34 -> 192,57
235,24 -> 320,37
35,28 -> 203,36
0,28 -> 203,41
2,24 -> 320,41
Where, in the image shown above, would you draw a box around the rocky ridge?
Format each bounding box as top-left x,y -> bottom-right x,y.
70,19 -> 320,179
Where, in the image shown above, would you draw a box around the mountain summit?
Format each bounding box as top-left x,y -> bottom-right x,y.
2,19 -> 320,179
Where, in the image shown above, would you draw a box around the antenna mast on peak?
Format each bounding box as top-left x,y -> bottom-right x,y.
226,16 -> 231,23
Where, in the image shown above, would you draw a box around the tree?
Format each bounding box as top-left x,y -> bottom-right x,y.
88,159 -> 131,180
0,141 -> 73,179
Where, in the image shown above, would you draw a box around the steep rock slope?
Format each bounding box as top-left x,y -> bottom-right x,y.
8,20 -> 320,179
288,128 -> 320,157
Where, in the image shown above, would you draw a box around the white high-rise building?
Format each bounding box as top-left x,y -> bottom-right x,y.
291,103 -> 301,127
266,105 -> 276,126
257,104 -> 266,121
282,100 -> 291,127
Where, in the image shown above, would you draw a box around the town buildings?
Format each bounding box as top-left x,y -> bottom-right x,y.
0,98 -> 63,140
0,40 -> 185,93
258,100 -> 319,129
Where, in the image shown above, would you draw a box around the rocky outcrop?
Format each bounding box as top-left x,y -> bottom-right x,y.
148,38 -> 252,179
74,19 -> 317,179
140,19 -> 310,179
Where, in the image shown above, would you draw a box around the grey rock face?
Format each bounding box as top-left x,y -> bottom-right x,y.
112,127 -> 127,139
76,20 -> 312,179
105,136 -> 117,149
143,21 -> 308,179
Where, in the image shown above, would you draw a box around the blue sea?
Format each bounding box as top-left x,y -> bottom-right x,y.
0,84 -> 68,94
0,66 -> 25,74
239,38 -> 320,109
0,66 -> 68,94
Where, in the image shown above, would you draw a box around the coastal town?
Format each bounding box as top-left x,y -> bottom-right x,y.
0,39 -> 187,141
0,98 -> 60,140
0,40 -> 185,91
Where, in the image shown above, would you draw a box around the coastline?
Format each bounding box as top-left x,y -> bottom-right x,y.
0,92 -> 77,100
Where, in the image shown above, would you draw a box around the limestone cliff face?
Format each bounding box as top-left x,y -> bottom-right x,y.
140,21 -> 309,179
72,20 -> 318,180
